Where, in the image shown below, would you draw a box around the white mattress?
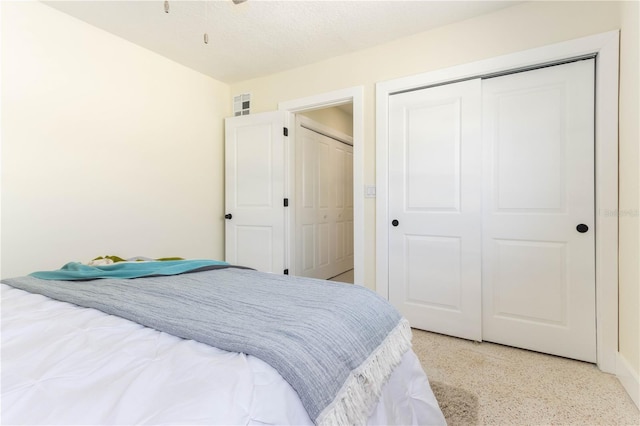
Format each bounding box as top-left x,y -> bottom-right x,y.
1,283 -> 445,425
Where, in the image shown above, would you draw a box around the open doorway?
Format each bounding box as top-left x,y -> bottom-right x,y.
279,86 -> 364,286
294,104 -> 354,283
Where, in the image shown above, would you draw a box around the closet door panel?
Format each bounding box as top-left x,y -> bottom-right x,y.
333,142 -> 354,274
295,117 -> 354,280
494,86 -> 566,211
482,59 -> 596,362
388,79 -> 482,341
405,101 -> 461,211
491,239 -> 568,323
405,235 -> 462,309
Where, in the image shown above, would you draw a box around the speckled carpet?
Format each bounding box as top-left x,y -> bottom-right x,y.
412,329 -> 640,425
430,380 -> 479,425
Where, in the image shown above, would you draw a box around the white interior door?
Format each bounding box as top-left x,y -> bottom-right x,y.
388,79 -> 483,341
225,111 -> 286,273
296,116 -> 354,279
481,60 -> 596,362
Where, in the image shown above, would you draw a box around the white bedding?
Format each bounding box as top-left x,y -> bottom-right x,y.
1,283 -> 445,425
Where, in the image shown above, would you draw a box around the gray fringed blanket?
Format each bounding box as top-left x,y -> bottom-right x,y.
3,267 -> 411,425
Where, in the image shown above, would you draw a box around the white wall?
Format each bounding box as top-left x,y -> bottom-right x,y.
1,1 -> 230,278
231,1 -> 638,378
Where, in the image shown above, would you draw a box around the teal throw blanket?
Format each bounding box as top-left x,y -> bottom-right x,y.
30,259 -> 229,280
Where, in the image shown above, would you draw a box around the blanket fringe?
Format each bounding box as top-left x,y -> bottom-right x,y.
316,318 -> 412,426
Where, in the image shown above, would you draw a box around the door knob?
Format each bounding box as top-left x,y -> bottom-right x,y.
576,224 -> 588,233
225,214 -> 233,220
392,219 -> 399,227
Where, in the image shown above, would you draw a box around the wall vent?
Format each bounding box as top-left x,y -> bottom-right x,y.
233,93 -> 251,116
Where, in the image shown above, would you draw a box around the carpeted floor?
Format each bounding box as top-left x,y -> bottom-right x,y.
430,380 -> 480,425
330,269 -> 354,284
412,329 -> 640,425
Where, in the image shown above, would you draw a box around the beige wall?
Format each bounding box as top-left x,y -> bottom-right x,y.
1,1 -> 230,278
231,0 -> 638,376
300,106 -> 354,137
618,0 -> 640,379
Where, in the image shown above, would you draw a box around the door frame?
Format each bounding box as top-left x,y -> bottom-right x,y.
279,86 -> 364,285
375,30 -> 619,373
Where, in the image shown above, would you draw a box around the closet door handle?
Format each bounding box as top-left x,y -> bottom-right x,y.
576,224 -> 588,233
225,214 -> 233,220
392,219 -> 399,227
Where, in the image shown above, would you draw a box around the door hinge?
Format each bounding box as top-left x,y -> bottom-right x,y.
284,269 -> 289,275
283,127 -> 289,137
284,198 -> 289,207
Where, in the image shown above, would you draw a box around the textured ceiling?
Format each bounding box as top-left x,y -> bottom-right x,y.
44,1 -> 520,83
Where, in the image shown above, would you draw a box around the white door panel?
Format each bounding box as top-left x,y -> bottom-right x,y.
490,239 -> 568,324
405,100 -> 462,211
333,142 -> 354,274
296,116 -> 354,279
225,111 -> 286,273
482,60 -> 596,362
388,79 -> 483,341
235,226 -> 274,273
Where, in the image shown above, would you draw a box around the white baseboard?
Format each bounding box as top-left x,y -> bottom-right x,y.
617,352 -> 640,411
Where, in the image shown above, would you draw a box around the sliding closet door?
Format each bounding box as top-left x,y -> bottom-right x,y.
481,60 -> 596,362
388,79 -> 482,341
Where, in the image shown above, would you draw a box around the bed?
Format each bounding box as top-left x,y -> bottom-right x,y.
1,260 -> 446,425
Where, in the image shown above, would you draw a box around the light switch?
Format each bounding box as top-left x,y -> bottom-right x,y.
365,185 -> 376,198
